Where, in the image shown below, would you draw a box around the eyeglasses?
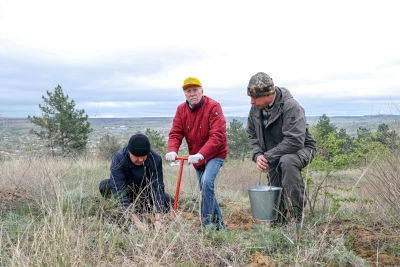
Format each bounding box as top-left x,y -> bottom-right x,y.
184,87 -> 202,95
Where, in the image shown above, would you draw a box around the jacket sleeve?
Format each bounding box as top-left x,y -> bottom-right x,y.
264,102 -> 307,165
246,108 -> 265,162
151,154 -> 166,213
198,103 -> 226,161
168,106 -> 184,153
109,153 -> 130,209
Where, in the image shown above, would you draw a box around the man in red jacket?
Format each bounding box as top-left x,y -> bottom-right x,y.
165,77 -> 228,231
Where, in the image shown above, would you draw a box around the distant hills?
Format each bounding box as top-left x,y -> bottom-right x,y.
2,115 -> 400,137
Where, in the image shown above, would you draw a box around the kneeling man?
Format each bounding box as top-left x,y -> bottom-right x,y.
99,134 -> 174,231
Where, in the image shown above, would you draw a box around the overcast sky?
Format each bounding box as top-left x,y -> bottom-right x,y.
1,1 -> 400,118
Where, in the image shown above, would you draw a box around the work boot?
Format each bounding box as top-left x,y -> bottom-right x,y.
285,216 -> 302,231
285,212 -> 303,231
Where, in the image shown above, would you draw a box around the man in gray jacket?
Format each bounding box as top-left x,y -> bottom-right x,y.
246,72 -> 316,228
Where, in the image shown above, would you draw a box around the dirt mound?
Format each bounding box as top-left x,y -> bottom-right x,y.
176,203 -> 400,266
224,202 -> 254,231
173,197 -> 256,231
247,252 -> 276,267
0,187 -> 33,216
320,219 -> 400,266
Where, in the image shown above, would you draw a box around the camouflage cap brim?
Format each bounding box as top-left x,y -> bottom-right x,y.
247,86 -> 275,97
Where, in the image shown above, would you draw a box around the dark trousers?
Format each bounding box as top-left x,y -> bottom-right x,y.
269,152 -> 310,222
99,178 -> 174,214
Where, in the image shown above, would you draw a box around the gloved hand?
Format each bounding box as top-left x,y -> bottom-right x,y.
165,152 -> 178,161
188,153 -> 204,164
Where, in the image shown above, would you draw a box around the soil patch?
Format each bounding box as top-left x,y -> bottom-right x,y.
247,252 -> 276,267
224,202 -> 254,231
0,187 -> 33,216
319,219 -> 400,266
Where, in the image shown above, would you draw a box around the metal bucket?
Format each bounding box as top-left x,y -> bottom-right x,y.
248,185 -> 282,221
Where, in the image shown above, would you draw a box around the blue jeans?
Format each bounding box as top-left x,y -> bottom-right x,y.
196,158 -> 226,230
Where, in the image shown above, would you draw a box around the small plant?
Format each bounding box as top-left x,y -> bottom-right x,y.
97,133 -> 122,160
325,192 -> 357,213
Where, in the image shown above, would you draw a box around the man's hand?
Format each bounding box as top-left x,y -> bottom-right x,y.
154,220 -> 166,232
256,154 -> 269,173
154,213 -> 166,232
188,153 -> 204,164
130,214 -> 148,232
165,152 -> 178,161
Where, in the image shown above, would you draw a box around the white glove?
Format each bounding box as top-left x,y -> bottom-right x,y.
165,152 -> 178,161
188,153 -> 204,164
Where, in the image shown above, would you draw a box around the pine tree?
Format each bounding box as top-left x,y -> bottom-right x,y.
143,128 -> 167,156
314,114 -> 337,138
227,119 -> 249,161
28,85 -> 92,157
375,123 -> 399,149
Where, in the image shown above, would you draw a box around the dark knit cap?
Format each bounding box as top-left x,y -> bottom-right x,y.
127,134 -> 150,156
247,72 -> 275,97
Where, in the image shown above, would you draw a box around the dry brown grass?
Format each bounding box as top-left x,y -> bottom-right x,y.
364,151 -> 400,222
0,154 -> 399,266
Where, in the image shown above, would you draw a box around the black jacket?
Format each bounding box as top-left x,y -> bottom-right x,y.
109,147 -> 166,213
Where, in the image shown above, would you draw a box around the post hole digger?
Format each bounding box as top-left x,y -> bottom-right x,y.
169,155 -> 226,231
171,156 -> 188,217
166,150 -> 227,229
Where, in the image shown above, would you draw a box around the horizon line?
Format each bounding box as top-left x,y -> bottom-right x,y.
2,114 -> 400,119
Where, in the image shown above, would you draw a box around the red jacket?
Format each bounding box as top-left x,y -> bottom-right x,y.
168,96 -> 228,170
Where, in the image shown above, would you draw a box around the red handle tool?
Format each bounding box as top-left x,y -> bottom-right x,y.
172,156 -> 188,216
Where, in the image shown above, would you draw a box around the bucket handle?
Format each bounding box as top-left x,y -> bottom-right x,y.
267,174 -> 274,191
259,173 -> 273,191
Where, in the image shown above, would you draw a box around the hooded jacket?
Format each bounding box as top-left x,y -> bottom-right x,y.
247,87 -> 316,167
168,96 -> 228,170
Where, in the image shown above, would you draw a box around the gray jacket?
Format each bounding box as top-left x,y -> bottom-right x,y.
246,87 -> 316,167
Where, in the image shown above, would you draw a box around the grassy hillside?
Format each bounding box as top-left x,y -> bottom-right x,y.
1,151 -> 399,266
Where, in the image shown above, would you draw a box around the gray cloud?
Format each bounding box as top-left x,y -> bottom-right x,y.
0,43 -> 210,117
1,41 -> 400,118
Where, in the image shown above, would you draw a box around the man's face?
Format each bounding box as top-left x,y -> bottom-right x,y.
250,93 -> 274,109
184,86 -> 203,105
129,152 -> 147,166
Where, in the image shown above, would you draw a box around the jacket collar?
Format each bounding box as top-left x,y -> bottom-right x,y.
186,96 -> 205,111
251,88 -> 284,127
